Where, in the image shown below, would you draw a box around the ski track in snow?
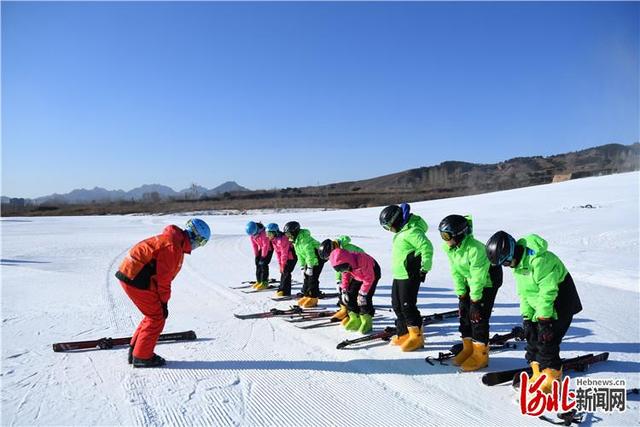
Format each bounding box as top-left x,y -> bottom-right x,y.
2,172 -> 639,426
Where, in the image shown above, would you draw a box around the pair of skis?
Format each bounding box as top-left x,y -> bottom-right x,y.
271,292 -> 340,302
52,330 -> 197,352
424,326 -> 525,365
481,352 -> 610,387
336,309 -> 458,350
233,306 -> 330,320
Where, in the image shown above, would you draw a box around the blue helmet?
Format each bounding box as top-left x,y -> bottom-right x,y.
245,221 -> 259,236
185,218 -> 211,249
266,223 -> 279,233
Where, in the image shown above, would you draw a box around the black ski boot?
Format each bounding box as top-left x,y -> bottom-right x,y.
132,354 -> 166,368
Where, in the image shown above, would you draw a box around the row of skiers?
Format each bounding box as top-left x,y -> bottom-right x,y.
245,202 -> 582,394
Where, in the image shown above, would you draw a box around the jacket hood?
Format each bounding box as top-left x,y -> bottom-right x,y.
519,234 -> 548,256
402,214 -> 428,233
336,235 -> 352,247
163,225 -> 191,254
329,248 -> 356,268
296,228 -> 311,241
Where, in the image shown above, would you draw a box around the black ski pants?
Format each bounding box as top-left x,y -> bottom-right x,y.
301,250 -> 326,298
391,276 -> 421,335
345,261 -> 381,316
255,250 -> 274,283
458,265 -> 503,344
277,257 -> 298,296
525,273 -> 581,370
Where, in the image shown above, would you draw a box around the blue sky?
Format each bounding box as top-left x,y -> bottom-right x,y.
2,1 -> 638,198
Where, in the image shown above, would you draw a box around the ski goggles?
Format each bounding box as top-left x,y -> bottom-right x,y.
439,231 -> 454,241
190,233 -> 208,249
497,239 -> 515,266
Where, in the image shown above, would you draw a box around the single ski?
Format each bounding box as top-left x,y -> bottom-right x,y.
282,311 -> 335,322
425,326 -> 525,365
231,278 -> 278,289
336,309 -> 458,350
482,352 -> 609,386
539,409 -> 584,426
271,292 -> 340,302
233,306 -> 324,320
52,330 -> 197,352
241,285 -> 276,293
297,319 -> 342,330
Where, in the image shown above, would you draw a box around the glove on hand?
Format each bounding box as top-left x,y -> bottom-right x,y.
341,292 -> 350,305
469,300 -> 483,323
357,293 -> 367,307
538,319 -> 554,344
304,266 -> 314,277
419,270 -> 427,283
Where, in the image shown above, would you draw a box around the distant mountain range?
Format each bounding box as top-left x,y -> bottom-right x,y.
2,181 -> 249,205
3,143 -> 638,214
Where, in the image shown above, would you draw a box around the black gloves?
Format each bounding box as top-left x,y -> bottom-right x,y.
538,319 -> 554,343
458,295 -> 469,319
419,270 -> 427,283
161,302 -> 168,319
469,300 -> 483,323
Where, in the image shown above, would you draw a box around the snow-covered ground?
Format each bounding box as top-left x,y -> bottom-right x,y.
2,172 -> 639,426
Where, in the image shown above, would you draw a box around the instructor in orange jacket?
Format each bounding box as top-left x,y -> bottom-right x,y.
115,218 -> 211,368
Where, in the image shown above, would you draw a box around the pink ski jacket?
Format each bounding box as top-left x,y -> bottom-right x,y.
271,233 -> 295,271
329,248 -> 378,294
251,229 -> 272,258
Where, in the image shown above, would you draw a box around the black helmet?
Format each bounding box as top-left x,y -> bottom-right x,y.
485,231 -> 516,266
379,205 -> 404,232
438,215 -> 470,243
319,239 -> 338,260
283,221 -> 301,239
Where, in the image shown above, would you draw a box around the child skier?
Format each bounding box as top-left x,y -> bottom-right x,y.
438,214 -> 503,371
379,203 -> 433,352
319,236 -> 364,322
329,248 -> 381,334
266,223 -> 297,297
485,231 -> 582,393
245,221 -> 273,290
116,218 -> 210,367
283,221 -> 325,308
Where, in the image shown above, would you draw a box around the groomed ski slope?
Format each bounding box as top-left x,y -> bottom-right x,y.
2,171 -> 639,426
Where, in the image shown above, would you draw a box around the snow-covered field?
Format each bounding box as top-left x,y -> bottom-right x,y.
2,172 -> 639,426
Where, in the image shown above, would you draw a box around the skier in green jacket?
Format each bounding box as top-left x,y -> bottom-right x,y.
283,221 -> 325,308
439,215 -> 503,371
486,231 -> 582,393
379,203 -> 433,352
319,235 -> 365,322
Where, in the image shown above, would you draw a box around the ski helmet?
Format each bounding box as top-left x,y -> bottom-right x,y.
379,205 -> 404,232
319,239 -> 338,260
245,221 -> 259,236
185,218 -> 211,249
485,231 -> 516,266
266,223 -> 279,233
283,221 -> 301,239
438,215 -> 470,243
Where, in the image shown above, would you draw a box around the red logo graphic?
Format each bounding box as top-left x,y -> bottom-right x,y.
520,372 -> 576,416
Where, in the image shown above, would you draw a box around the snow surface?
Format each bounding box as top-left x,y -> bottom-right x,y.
2,172 -> 639,426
